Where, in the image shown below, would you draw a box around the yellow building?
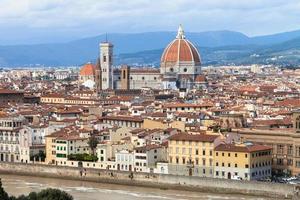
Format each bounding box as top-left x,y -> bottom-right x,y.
45,135 -> 56,164
214,143 -> 272,180
168,133 -> 221,177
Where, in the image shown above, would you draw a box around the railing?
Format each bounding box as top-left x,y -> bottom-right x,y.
0,140 -> 19,144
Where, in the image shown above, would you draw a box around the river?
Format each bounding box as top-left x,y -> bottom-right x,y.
0,174 -> 276,200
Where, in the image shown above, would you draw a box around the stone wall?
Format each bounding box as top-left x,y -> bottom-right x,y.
0,162 -> 297,199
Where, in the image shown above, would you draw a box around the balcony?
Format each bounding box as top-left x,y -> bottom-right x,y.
0,140 -> 19,144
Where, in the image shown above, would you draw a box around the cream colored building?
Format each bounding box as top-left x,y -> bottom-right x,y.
168,133 -> 221,177
214,143 -> 272,180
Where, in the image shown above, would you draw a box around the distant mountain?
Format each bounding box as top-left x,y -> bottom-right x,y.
1,29 -> 300,66
251,30 -> 300,45
116,38 -> 300,66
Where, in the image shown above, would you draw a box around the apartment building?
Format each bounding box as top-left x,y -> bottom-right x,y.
168,133 -> 221,177
214,143 -> 272,180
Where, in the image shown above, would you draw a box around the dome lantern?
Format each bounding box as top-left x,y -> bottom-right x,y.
176,24 -> 185,39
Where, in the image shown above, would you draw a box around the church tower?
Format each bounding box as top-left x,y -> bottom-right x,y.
95,58 -> 101,92
100,42 -> 113,90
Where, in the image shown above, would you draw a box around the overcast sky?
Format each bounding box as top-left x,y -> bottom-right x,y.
0,0 -> 300,44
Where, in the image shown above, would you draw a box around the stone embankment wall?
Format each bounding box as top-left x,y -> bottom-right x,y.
0,162 -> 297,199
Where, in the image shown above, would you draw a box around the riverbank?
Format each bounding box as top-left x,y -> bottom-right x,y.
0,162 -> 297,199
1,174 -> 272,200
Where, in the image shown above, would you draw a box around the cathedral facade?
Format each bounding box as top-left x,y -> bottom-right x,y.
79,25 -> 202,91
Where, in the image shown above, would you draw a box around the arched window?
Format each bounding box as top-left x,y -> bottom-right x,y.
184,68 -> 187,72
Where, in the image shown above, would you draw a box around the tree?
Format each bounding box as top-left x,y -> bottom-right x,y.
36,188 -> 73,200
88,136 -> 98,156
0,179 -> 73,200
0,178 -> 9,200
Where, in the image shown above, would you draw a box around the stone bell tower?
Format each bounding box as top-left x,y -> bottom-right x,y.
100,42 -> 113,90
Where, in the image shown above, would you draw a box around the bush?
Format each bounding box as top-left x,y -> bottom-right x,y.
0,179 -> 73,200
68,153 -> 98,162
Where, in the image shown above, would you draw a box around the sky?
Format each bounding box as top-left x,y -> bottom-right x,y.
0,0 -> 300,45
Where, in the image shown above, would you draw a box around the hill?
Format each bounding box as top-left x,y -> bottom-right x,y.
1,30 -> 300,66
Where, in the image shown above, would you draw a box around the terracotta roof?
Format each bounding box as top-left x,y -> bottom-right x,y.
0,89 -> 23,94
101,115 -> 143,122
161,38 -> 201,64
168,133 -> 219,142
195,75 -> 207,83
215,143 -> 272,153
80,63 -> 95,76
164,102 -> 213,108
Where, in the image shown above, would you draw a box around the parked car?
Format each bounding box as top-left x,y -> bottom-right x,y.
231,175 -> 242,180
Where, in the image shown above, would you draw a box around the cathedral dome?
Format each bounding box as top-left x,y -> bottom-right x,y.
80,63 -> 95,76
161,25 -> 201,64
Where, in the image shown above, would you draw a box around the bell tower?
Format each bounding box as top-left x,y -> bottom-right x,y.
100,42 -> 113,90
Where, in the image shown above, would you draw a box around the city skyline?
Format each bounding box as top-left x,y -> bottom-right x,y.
0,0 -> 300,44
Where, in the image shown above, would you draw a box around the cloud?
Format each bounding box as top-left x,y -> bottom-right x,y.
0,0 -> 299,44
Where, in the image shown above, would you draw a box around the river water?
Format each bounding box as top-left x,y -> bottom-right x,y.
0,174 -> 275,200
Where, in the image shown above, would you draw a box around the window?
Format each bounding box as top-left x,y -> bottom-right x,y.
245,154 -> 248,158
202,159 -> 206,166
183,68 -> 187,72
170,68 -> 174,72
216,162 -> 219,166
228,153 -> 231,157
288,159 -> 293,166
182,157 -> 186,164
235,163 -> 237,168
277,144 -> 284,154
288,145 -> 293,156
195,149 -> 199,155
142,77 -> 145,80
203,150 -> 206,156
235,153 -> 237,157
103,55 -> 107,62
216,152 -> 218,156
216,171 -> 219,176
245,164 -> 249,168
228,163 -> 231,167
277,158 -> 283,165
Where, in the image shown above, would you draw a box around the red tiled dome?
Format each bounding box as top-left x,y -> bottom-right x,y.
161,35 -> 201,64
80,63 -> 95,76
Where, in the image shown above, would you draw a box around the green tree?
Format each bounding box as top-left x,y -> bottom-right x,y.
88,136 -> 98,156
0,179 -> 73,200
36,188 -> 73,200
0,178 -> 9,200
